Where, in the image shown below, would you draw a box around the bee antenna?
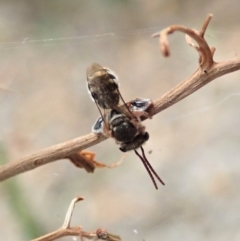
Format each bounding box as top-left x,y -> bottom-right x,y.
134,149 -> 158,190
140,146 -> 165,186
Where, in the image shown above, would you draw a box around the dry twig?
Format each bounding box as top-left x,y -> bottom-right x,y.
31,197 -> 121,241
0,13 -> 240,182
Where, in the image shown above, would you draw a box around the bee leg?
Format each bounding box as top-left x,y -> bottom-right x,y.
132,110 -> 152,119
102,124 -> 113,138
129,118 -> 146,133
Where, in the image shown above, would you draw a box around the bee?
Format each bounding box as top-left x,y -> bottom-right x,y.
87,63 -> 164,189
87,63 -> 150,130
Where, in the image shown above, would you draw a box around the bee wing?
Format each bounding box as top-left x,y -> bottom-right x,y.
92,108 -> 111,136
128,98 -> 153,112
126,98 -> 153,120
92,116 -> 104,133
87,63 -> 114,132
94,64 -> 134,120
112,89 -> 135,119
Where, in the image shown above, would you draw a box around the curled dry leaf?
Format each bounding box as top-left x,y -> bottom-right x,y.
152,13 -> 214,71
67,150 -> 125,173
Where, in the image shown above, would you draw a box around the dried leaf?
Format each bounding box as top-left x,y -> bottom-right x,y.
67,150 -> 125,173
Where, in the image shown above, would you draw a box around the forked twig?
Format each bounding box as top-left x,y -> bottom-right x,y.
0,13 -> 240,182
152,14 -> 214,71
31,197 -> 121,241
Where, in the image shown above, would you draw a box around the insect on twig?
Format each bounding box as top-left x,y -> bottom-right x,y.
87,63 -> 164,189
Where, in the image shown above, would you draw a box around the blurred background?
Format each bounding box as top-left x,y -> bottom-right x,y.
0,1 -> 240,240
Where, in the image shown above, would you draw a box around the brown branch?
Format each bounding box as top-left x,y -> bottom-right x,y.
0,14 -> 240,182
150,59 -> 240,115
0,133 -> 106,181
31,197 -> 121,241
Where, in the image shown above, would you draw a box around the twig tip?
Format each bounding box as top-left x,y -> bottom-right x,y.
151,32 -> 160,38
161,43 -> 170,57
76,196 -> 85,201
